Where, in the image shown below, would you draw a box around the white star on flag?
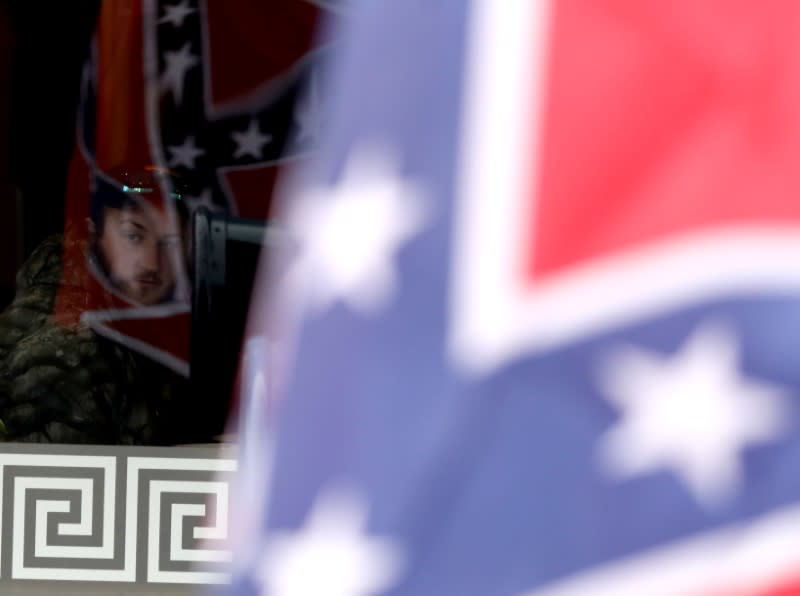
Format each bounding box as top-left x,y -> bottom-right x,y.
259,489 -> 403,596
159,0 -> 195,27
595,321 -> 791,508
161,42 -> 198,105
167,135 -> 205,169
231,119 -> 272,159
184,188 -> 223,214
287,143 -> 428,315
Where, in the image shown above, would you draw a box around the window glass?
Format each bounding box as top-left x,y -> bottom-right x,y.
0,1 -> 324,445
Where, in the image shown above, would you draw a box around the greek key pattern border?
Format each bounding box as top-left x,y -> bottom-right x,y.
0,444 -> 236,585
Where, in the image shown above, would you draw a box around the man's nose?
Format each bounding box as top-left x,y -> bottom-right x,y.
137,240 -> 161,273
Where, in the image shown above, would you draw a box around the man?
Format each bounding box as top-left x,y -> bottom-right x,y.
88,168 -> 189,306
0,167 -> 192,444
0,233 -> 186,444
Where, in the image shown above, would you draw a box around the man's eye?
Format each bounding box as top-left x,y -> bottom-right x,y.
126,233 -> 143,244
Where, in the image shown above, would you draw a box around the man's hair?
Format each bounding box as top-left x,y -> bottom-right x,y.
89,172 -> 189,236
89,179 -> 142,236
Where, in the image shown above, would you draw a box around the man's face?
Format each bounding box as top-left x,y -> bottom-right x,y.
96,203 -> 182,305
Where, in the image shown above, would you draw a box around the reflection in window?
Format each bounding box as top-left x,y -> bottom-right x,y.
0,1 -> 323,445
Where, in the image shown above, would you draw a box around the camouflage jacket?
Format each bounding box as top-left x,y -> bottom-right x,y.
0,235 -> 187,444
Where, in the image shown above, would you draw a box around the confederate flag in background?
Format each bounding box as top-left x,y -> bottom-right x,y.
53,0 -> 325,377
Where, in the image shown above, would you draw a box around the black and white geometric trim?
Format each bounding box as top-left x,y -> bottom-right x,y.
0,444 -> 236,585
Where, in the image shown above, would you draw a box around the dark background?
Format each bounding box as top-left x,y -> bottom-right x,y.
0,1 -> 101,308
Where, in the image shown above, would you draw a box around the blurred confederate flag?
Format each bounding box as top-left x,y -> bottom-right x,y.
225,1 -> 800,595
